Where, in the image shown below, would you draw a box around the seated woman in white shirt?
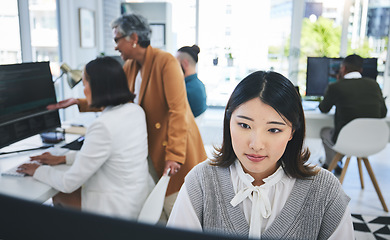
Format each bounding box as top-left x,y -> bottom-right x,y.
17,56 -> 151,220
167,71 -> 354,239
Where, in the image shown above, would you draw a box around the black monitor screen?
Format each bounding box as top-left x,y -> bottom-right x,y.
0,62 -> 60,149
305,57 -> 378,97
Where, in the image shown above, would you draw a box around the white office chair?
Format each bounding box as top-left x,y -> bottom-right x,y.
328,118 -> 389,212
138,170 -> 171,224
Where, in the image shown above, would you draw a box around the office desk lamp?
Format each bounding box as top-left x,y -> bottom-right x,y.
55,63 -> 83,88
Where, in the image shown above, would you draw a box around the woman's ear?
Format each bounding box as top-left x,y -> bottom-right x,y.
289,129 -> 295,141
129,33 -> 139,44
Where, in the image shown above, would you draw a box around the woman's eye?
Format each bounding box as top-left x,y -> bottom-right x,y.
238,123 -> 250,129
269,128 -> 281,133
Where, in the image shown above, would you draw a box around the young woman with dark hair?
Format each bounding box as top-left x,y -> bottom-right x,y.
167,71 -> 354,239
18,57 -> 151,220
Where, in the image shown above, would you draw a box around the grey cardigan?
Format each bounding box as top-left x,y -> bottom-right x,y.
185,162 -> 350,240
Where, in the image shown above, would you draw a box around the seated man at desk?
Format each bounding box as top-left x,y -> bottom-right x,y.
17,57 -> 151,220
318,54 -> 387,171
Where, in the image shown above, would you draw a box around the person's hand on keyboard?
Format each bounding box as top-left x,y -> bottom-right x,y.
16,163 -> 40,176
29,152 -> 66,166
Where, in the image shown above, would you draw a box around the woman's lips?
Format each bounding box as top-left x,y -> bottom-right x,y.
246,154 -> 266,162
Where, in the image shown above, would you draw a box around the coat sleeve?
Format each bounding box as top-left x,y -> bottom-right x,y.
160,56 -> 189,164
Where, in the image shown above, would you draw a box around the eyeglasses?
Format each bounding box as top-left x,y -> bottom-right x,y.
113,35 -> 127,44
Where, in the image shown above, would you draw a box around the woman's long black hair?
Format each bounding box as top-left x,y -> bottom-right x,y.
211,71 -> 318,179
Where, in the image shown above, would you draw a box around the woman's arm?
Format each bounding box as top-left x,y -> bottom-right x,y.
167,183 -> 202,231
33,121 -> 111,193
327,207 -> 355,239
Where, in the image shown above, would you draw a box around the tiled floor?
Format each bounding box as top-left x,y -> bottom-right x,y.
199,107 -> 390,218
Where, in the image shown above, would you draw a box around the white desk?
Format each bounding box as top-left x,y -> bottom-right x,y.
304,106 -> 390,141
305,109 -> 334,138
0,133 -> 80,203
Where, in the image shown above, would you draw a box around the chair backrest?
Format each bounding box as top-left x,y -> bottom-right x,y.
137,173 -> 171,225
333,118 -> 389,157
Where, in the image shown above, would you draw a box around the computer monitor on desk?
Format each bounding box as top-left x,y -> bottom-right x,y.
0,193 -> 242,240
0,62 -> 61,149
305,57 -> 378,97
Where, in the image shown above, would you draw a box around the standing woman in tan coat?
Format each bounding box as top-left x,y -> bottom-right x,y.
49,13 -> 207,220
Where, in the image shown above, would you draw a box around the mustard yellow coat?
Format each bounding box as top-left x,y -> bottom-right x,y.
123,46 -> 207,195
80,46 -> 207,195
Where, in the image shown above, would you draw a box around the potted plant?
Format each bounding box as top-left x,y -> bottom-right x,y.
225,47 -> 234,67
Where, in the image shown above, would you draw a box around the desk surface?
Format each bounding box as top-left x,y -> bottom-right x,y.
303,102 -> 390,140
0,133 -> 80,203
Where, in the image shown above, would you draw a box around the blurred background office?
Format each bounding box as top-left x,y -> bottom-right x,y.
1,1 -> 390,236
1,0 -> 389,123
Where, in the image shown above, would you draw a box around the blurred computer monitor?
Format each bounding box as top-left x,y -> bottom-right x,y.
0,193 -> 244,240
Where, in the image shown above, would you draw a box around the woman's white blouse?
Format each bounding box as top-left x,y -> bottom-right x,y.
33,103 -> 151,219
167,160 -> 354,239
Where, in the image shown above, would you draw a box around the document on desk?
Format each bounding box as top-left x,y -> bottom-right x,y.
65,126 -> 86,135
302,100 -> 320,111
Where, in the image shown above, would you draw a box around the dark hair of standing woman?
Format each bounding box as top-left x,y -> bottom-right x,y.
84,56 -> 135,108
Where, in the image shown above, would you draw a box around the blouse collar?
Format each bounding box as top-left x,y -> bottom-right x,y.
230,160 -> 285,239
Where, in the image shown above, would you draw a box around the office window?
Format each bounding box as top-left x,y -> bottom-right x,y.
198,0 -> 286,107
125,0 -> 291,107
124,1 -> 389,103
29,0 -> 60,78
298,0 -> 389,94
359,0 -> 390,88
0,0 -> 22,64
0,0 -> 60,78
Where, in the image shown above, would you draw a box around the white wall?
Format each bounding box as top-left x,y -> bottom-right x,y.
58,0 -> 105,121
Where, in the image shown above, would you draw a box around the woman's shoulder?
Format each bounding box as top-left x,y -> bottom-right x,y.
185,160 -> 230,185
94,103 -> 146,127
121,102 -> 145,114
305,168 -> 346,198
152,47 -> 177,63
102,103 -> 144,116
187,159 -> 214,175
313,168 -> 339,183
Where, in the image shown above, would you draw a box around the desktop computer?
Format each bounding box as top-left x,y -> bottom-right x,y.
0,61 -> 62,151
0,193 -> 243,240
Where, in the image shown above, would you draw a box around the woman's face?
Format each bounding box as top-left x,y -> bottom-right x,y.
113,28 -> 136,61
230,98 -> 293,184
82,71 -> 92,105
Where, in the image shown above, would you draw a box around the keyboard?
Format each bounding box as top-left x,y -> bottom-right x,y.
1,161 -> 40,177
1,147 -> 70,178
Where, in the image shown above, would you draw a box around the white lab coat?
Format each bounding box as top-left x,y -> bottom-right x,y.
34,103 -> 151,220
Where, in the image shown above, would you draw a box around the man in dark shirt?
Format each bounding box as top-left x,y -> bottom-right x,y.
319,54 -> 387,170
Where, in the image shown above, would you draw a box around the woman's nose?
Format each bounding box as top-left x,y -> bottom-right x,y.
249,133 -> 265,152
